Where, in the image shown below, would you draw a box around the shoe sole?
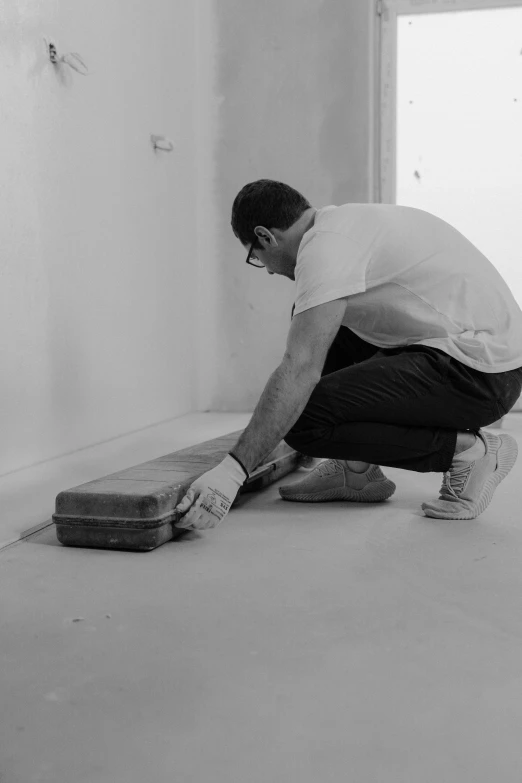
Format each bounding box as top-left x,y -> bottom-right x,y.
423,433 -> 518,520
279,479 -> 396,503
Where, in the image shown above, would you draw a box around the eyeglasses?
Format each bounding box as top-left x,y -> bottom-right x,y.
246,241 -> 265,268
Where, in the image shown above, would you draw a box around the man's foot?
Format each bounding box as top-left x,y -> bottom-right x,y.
278,459 -> 396,503
422,430 -> 518,520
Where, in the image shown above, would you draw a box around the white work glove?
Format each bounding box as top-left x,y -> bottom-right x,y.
174,454 -> 248,531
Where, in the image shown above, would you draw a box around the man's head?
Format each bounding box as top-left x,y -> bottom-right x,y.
231,179 -> 316,280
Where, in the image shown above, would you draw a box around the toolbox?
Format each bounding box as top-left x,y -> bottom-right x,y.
53,432 -> 301,551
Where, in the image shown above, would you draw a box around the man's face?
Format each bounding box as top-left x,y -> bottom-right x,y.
245,229 -> 297,281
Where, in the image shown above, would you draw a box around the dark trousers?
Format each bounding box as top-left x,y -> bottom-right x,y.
285,326 -> 522,473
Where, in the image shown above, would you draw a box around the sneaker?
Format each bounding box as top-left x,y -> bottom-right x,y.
278,459 -> 396,503
422,430 -> 518,520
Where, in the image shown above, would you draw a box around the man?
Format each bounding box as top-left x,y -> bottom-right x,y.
175,179 -> 522,531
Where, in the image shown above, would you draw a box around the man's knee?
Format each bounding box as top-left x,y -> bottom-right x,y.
284,418 -> 309,450
284,430 -> 302,452
284,426 -> 322,456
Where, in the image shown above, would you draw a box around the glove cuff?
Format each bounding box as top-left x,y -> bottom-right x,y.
226,452 -> 249,482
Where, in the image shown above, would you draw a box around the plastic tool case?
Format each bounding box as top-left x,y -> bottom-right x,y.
53,432 -> 301,551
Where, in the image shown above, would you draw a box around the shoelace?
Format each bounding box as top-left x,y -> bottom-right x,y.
439,462 -> 473,501
315,460 -> 344,478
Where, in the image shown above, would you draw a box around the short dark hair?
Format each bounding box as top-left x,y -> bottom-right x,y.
231,179 -> 312,248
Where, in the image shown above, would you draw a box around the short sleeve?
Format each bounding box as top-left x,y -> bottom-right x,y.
293,231 -> 368,317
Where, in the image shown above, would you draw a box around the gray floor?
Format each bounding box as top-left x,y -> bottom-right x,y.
2,416 -> 522,783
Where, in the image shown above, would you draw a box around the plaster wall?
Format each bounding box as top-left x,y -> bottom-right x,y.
0,0 -> 376,476
0,0 -> 202,476
208,0 -> 377,410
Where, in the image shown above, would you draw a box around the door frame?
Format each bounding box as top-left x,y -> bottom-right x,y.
378,0 -> 522,204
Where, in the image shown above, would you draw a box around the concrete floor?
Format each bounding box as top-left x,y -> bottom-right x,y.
2,415 -> 522,783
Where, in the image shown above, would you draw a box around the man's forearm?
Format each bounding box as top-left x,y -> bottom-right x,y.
230,361 -> 320,476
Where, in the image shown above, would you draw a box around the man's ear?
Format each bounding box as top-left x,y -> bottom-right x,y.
254,226 -> 278,248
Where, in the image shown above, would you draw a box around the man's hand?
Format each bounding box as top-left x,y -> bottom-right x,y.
174,455 -> 248,531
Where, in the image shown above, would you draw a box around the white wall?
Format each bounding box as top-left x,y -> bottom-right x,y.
208,0 -> 378,411
0,0 -> 205,476
0,0 -> 376,476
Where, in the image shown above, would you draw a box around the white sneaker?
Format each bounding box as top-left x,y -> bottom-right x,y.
279,460 -> 396,503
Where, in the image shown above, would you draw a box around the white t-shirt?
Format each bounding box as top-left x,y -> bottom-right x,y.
293,204 -> 522,373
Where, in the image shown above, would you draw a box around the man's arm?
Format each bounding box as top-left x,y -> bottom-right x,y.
230,298 -> 348,474
174,298 -> 349,530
